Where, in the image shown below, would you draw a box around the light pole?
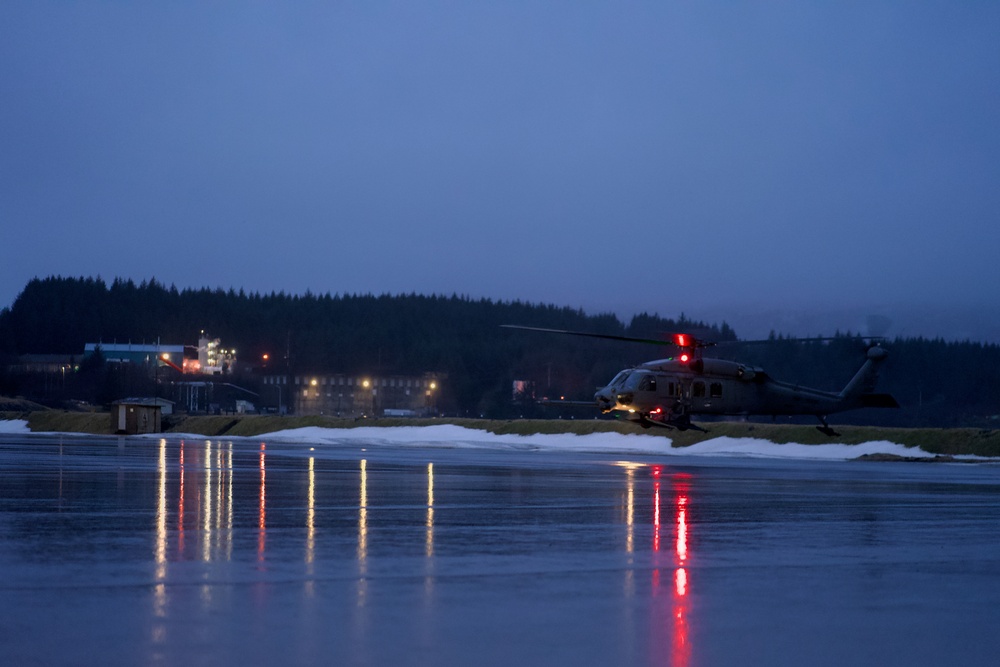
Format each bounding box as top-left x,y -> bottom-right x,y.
362,379 -> 372,417
426,381 -> 437,416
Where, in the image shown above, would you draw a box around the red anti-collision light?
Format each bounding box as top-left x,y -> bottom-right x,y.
674,333 -> 689,347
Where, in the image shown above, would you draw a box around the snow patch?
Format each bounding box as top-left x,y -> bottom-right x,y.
679,436 -> 933,460
258,424 -> 933,461
0,419 -> 30,434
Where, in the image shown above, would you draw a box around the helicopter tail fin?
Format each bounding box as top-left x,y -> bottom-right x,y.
838,345 -> 894,404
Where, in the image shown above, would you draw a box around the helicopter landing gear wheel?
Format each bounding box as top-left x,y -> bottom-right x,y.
816,416 -> 840,437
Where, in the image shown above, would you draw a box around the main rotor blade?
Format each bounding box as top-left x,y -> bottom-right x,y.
723,336 -> 885,346
500,324 -> 675,347
502,325 -> 880,349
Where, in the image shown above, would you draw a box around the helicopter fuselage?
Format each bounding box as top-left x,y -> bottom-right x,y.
499,324 -> 898,434
595,347 -> 896,430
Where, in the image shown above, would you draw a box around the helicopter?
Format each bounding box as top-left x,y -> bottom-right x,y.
501,325 -> 899,436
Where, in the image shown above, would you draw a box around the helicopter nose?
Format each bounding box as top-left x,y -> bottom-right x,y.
594,389 -> 614,412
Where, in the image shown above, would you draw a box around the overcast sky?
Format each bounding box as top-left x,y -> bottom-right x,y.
2,2 -> 999,340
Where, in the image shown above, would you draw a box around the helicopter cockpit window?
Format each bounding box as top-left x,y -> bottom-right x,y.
638,375 -> 656,392
623,373 -> 646,390
610,371 -> 630,388
710,382 -> 723,398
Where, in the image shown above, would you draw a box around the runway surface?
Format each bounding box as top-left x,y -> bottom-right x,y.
1,427 -> 999,666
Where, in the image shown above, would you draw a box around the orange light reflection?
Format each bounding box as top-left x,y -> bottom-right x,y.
357,459 -> 369,608
178,441 -> 186,556
425,463 -> 434,558
258,442 -> 266,562
203,441 -> 212,562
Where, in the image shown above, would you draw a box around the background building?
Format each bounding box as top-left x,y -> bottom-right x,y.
264,372 -> 443,417
85,343 -> 185,369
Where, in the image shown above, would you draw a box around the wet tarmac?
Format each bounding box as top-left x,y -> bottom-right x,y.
1,431 -> 999,666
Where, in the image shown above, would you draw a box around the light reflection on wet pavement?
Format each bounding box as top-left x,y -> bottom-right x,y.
1,433 -> 999,666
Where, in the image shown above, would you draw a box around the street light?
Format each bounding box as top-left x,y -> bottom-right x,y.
426,379 -> 438,416
361,379 -> 373,417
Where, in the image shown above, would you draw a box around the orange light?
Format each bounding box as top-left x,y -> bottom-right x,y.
262,353 -> 269,361
259,442 -> 267,561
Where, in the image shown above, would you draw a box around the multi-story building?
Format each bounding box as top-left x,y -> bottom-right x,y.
263,372 -> 443,417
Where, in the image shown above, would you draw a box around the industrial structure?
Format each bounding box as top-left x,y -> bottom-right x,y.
84,342 -> 185,369
195,333 -> 236,375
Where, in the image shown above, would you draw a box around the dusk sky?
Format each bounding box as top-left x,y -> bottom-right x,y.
3,2 -> 999,341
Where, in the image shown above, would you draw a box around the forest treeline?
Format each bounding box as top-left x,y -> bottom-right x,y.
1,276 -> 998,427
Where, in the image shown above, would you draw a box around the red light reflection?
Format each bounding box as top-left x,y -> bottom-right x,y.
672,477 -> 691,665
677,494 -> 688,564
675,567 -> 687,597
646,468 -> 693,667
653,481 -> 661,552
